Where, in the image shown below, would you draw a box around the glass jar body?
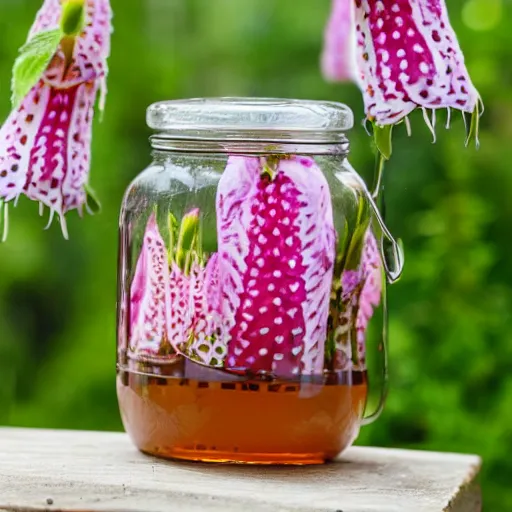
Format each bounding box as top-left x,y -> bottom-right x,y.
117,150 -> 385,464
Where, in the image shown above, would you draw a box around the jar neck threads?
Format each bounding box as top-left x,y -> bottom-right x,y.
149,134 -> 350,156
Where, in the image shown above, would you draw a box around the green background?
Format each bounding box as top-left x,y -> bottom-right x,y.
0,0 -> 510,508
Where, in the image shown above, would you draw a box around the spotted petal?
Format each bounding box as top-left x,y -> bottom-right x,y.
29,0 -> 112,93
355,229 -> 382,366
29,0 -> 61,35
0,79 -> 99,233
354,0 -> 480,125
29,81 -> 97,220
336,228 -> 382,369
0,83 -> 50,205
185,255 -> 228,366
129,213 -> 172,356
217,156 -> 335,377
0,0 -> 112,239
49,0 -> 112,110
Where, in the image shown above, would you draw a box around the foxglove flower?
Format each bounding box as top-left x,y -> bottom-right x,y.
166,208 -> 226,366
0,0 -> 112,239
165,208 -> 224,365
322,0 -> 481,141
355,228 -> 382,364
130,209 -> 225,365
183,255 -> 227,366
336,228 -> 382,369
216,156 -> 336,377
129,213 -> 172,357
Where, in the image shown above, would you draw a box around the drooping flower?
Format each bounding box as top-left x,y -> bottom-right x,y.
129,213 -> 172,357
322,0 -> 481,142
0,0 -> 112,239
216,155 -> 336,377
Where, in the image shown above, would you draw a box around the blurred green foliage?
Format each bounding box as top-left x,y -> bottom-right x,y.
0,0 -> 511,508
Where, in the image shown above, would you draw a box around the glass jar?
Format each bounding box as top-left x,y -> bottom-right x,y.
116,98 -> 403,464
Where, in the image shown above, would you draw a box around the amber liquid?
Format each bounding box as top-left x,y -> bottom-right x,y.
117,360 -> 367,465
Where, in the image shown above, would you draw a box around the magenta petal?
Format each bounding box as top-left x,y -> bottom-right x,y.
20,82 -> 98,220
62,81 -> 98,214
167,253 -> 226,365
129,213 -> 172,355
0,79 -> 98,230
279,157 -> 336,374
321,0 -> 357,82
0,83 -> 50,203
61,0 -> 112,108
34,0 -> 113,93
341,270 -> 361,301
77,0 -> 112,81
29,0 -> 61,36
205,252 -> 223,315
337,228 -> 382,369
168,262 -> 190,351
217,156 -> 335,376
186,255 -> 227,366
356,229 -> 382,363
354,0 -> 479,124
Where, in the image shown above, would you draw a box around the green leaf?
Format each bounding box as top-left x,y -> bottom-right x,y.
167,212 -> 178,264
84,184 -> 101,214
373,123 -> 394,160
61,0 -> 86,37
336,218 -> 350,265
176,209 -> 201,273
11,29 -> 63,108
345,221 -> 370,270
344,197 -> 371,271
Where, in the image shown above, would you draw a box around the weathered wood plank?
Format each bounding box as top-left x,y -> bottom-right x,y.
0,428 -> 481,512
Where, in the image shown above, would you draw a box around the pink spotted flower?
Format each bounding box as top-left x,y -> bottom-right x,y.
167,253 -> 226,366
129,210 -> 225,366
216,156 -> 336,377
129,212 -> 172,357
0,0 -> 112,239
322,0 -> 481,137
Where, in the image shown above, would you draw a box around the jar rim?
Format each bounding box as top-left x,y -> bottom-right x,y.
146,97 -> 354,144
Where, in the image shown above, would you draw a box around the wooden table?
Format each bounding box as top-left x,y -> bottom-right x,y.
0,428 -> 481,512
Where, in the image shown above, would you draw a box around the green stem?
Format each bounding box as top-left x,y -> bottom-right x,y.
372,151 -> 386,204
168,212 -> 178,264
60,0 -> 86,37
372,149 -> 387,234
372,150 -> 390,277
370,147 -> 404,284
175,209 -> 200,274
1,200 -> 8,243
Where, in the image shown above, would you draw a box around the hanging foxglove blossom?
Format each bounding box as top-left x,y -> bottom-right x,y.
0,0 -> 112,240
216,155 -> 336,377
322,0 -> 482,150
